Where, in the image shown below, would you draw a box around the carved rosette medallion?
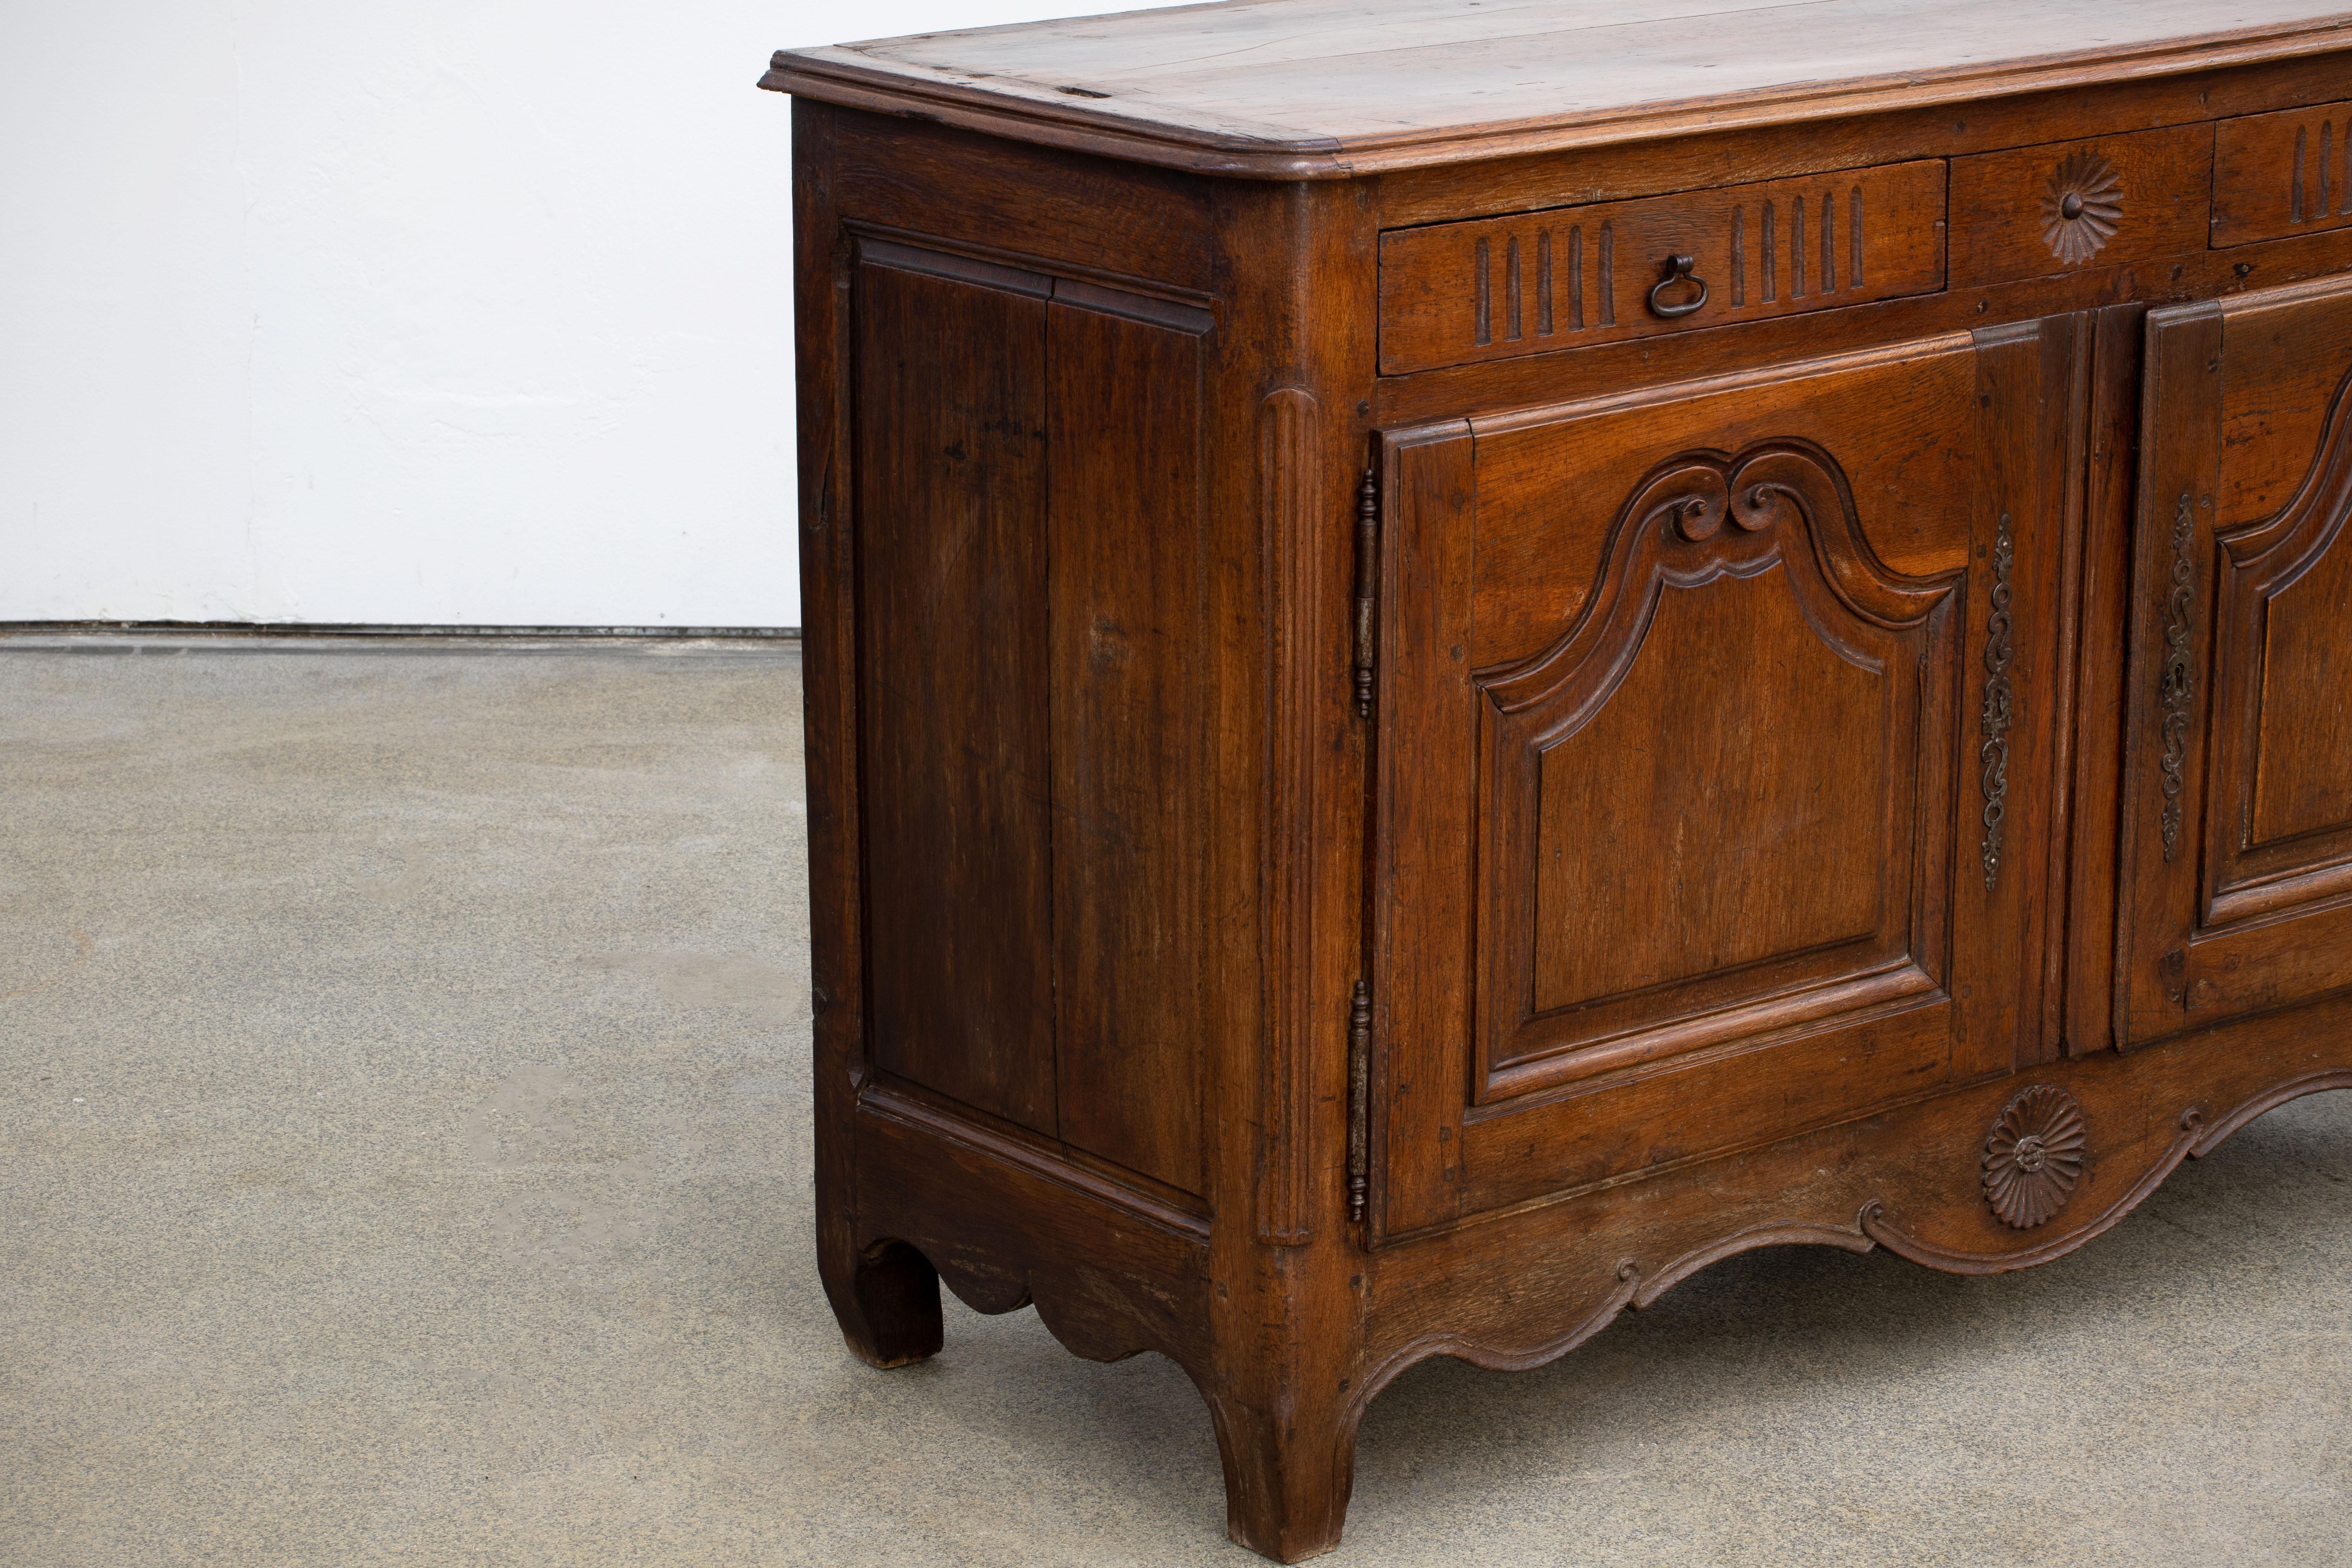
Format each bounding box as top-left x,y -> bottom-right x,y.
2041,151 -> 2124,265
1982,1084 -> 2087,1230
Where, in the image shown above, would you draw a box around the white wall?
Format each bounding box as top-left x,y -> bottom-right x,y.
0,2 -> 1173,629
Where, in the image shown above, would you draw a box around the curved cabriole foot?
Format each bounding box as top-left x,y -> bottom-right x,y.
826,1237 -> 944,1369
1204,1383 -> 1362,1564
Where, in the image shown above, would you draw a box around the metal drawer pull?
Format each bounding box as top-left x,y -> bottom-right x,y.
1647,254 -> 1708,318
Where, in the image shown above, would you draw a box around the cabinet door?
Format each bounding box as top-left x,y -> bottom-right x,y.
2119,274 -> 2352,1045
1369,323 -> 2075,1239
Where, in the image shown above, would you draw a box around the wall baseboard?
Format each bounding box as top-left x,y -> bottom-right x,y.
0,621 -> 799,640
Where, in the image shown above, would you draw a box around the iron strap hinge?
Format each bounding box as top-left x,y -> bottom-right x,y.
1352,467 -> 1378,719
1346,464 -> 1378,1226
1347,978 -> 1371,1223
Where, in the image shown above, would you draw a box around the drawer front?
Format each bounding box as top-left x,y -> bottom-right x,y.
1377,161 -> 1948,376
1947,124 -> 2213,286
2214,99 -> 2352,247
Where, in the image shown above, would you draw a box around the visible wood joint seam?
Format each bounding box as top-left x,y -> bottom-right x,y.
1352,467 -> 1379,719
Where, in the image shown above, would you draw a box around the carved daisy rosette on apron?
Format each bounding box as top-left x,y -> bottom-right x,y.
2041,150 -> 2123,266
1982,1084 -> 2087,1229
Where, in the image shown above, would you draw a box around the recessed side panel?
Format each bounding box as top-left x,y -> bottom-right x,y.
1046,296 -> 1211,1199
854,250 -> 1058,1134
849,240 -> 1216,1196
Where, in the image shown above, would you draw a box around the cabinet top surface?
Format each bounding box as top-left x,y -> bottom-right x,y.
765,0 -> 2352,176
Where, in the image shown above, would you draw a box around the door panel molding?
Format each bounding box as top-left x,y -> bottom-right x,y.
1367,327 -> 2070,1240
2120,273 -> 2352,1043
1473,438 -> 1956,1097
2116,302 -> 2223,1045
2206,361 -> 2352,916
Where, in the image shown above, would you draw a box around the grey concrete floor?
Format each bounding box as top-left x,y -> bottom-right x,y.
2,638 -> 2349,1568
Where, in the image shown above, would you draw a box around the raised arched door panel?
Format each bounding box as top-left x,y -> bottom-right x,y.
1369,322 -> 2078,1240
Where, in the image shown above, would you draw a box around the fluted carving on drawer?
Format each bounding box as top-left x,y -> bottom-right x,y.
1377,160 -> 1946,374
2213,98 -> 2352,246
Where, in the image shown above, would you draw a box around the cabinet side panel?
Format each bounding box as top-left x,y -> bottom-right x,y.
833,109 -> 1216,292
1048,300 -> 1208,1197
854,258 -> 1059,1134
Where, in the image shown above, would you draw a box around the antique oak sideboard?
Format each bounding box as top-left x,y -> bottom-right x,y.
761,3 -> 2352,1557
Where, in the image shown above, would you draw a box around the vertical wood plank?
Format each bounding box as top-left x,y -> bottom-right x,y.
1369,424 -> 1476,1239
1954,320 -> 2054,1078
1199,174 -> 1381,1565
804,103 -> 943,1366
797,99 -> 856,1110
2115,302 -> 2225,1047
2062,304 -> 2148,1055
2029,315 -> 2090,1065
1256,386 -> 1322,1244
855,254 -> 1059,1134
2030,313 -> 2094,1066
1048,298 -> 1210,1196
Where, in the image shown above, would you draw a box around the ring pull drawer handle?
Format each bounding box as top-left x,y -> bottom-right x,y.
1647,254 -> 1708,318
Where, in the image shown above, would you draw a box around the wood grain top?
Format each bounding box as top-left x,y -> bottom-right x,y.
761,0 -> 2352,178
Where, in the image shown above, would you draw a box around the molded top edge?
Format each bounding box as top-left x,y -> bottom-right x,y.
761,0 -> 2352,178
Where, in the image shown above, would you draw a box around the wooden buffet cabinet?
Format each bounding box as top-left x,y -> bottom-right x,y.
762,3 -> 2352,1557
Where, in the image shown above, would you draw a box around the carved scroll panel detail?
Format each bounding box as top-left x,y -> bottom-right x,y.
1472,440 -> 1960,1100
